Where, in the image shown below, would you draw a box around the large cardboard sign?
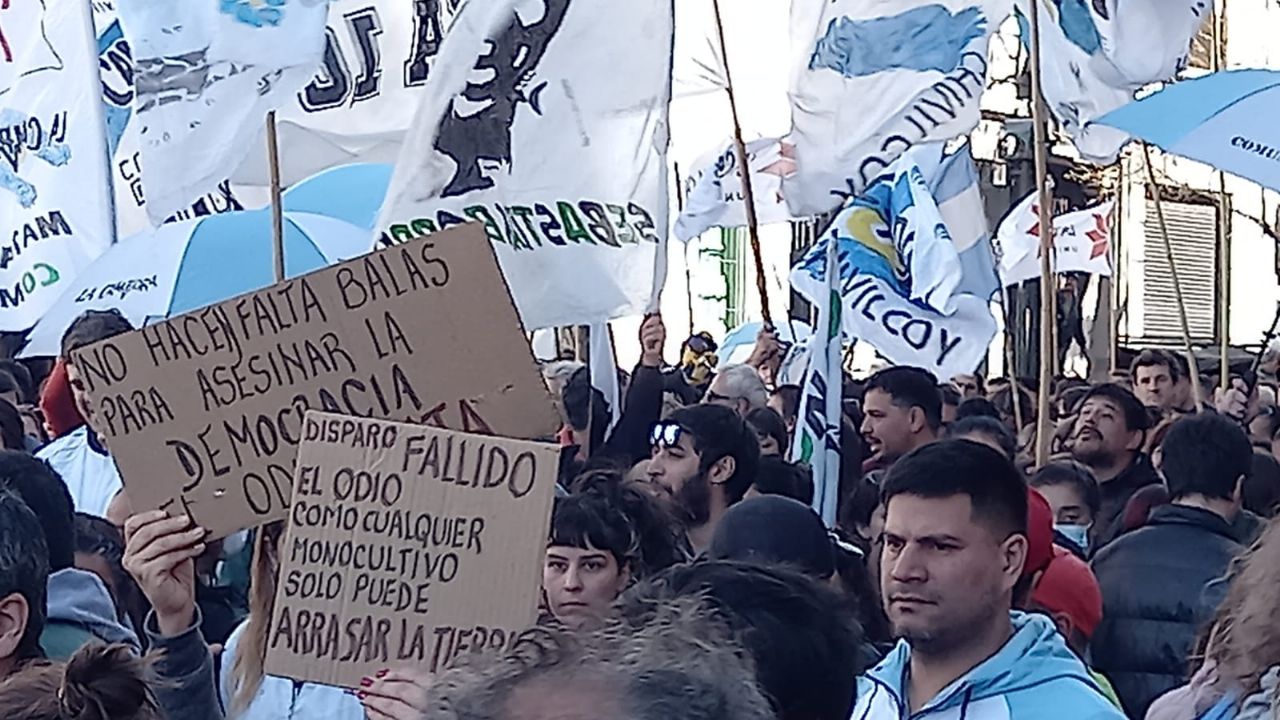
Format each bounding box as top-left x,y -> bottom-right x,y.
264,412 -> 558,688
70,224 -> 559,538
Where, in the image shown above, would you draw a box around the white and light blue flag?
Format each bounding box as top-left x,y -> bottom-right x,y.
791,143 -> 998,380
0,0 -> 115,330
1015,0 -> 1213,163
116,0 -> 331,225
786,0 -> 1010,215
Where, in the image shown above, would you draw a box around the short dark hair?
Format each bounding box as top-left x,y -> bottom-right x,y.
619,560 -> 863,720
567,471 -> 687,577
882,440 -> 1028,540
770,385 -> 802,425
0,452 -> 75,571
752,456 -> 815,505
1029,461 -> 1101,517
60,309 -> 135,358
0,361 -> 32,404
865,367 -> 942,430
562,367 -> 610,450
956,397 -> 1001,421
945,417 -> 1016,460
1080,383 -> 1151,433
991,385 -> 1034,426
668,405 -> 761,504
1130,349 -> 1181,382
550,490 -> 640,572
0,490 -> 49,660
1160,414 -> 1252,502
0,372 -> 20,402
746,407 -> 789,456
1244,451 -> 1280,518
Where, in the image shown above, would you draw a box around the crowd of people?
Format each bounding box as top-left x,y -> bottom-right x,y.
0,311 -> 1279,720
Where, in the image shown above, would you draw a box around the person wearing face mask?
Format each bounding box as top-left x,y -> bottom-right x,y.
1029,461 -> 1102,559
1067,384 -> 1157,552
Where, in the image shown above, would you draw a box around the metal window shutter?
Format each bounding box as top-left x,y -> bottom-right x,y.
1138,200 -> 1218,344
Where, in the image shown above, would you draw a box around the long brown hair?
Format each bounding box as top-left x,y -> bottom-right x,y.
0,643 -> 160,720
1204,519 -> 1280,696
229,521 -> 284,717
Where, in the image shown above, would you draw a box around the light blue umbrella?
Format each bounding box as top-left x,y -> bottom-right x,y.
1096,69 -> 1280,191
283,163 -> 393,231
21,209 -> 370,356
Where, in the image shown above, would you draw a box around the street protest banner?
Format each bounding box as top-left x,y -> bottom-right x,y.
116,0 -> 330,225
263,412 -> 558,688
0,0 -> 115,330
375,0 -> 674,331
93,0 -> 245,239
786,0 -> 1007,215
68,223 -> 560,538
791,239 -> 842,526
995,194 -> 1115,285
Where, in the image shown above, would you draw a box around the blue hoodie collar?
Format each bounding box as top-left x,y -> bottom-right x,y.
867,612 -> 1096,715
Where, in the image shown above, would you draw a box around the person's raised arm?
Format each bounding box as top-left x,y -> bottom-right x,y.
123,510 -> 224,720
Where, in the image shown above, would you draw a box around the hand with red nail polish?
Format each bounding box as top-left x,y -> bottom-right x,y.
358,667 -> 432,720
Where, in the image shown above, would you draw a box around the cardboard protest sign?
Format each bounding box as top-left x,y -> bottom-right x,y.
69,224 -> 560,538
264,412 -> 558,688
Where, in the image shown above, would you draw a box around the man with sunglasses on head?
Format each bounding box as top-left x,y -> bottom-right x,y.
647,405 -> 761,553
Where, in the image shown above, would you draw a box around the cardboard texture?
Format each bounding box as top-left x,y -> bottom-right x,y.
264,412 -> 558,688
69,224 -> 559,538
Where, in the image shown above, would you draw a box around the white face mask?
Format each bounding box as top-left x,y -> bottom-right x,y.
1054,524 -> 1090,554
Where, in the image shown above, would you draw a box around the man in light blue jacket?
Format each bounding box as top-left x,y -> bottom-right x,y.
852,439 -> 1123,720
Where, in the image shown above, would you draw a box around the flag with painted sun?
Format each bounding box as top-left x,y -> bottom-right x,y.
791,142 -> 998,380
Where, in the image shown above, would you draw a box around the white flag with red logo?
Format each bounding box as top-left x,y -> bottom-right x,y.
995,195 -> 1114,285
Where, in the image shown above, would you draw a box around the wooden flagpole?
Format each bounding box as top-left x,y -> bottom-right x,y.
1143,143 -> 1205,411
710,0 -> 772,328
1213,2 -> 1230,391
267,111 -> 285,284
1028,0 -> 1056,465
674,162 -> 696,336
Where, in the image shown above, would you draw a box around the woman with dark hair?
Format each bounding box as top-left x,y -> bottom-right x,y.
543,489 -> 640,628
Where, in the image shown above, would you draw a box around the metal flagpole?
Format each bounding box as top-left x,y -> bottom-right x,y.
1143,143 -> 1205,411
267,111 -> 286,284
1028,0 -> 1056,465
710,0 -> 772,328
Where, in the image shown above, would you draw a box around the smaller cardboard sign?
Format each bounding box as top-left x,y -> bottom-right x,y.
69,223 -> 559,538
263,412 -> 558,688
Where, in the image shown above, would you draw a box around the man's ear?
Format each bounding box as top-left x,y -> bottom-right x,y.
1000,534 -> 1029,592
908,407 -> 926,433
708,455 -> 737,487
0,592 -> 31,662
1124,429 -> 1145,453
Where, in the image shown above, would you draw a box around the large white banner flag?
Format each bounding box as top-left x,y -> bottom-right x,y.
92,1 -> 245,238
116,0 -> 330,225
791,239 -> 842,526
791,145 -> 998,380
674,137 -> 800,243
0,0 -> 115,330
1014,0 -> 1211,163
996,196 -> 1114,285
786,0 -> 1010,216
234,0 -> 456,188
376,0 -> 674,331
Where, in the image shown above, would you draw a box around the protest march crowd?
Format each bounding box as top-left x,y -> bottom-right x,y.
1,308 -> 1280,720
5,0 -> 1280,717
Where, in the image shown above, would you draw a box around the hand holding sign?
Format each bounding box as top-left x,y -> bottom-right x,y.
122,510 -> 206,637
359,668 -> 432,720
